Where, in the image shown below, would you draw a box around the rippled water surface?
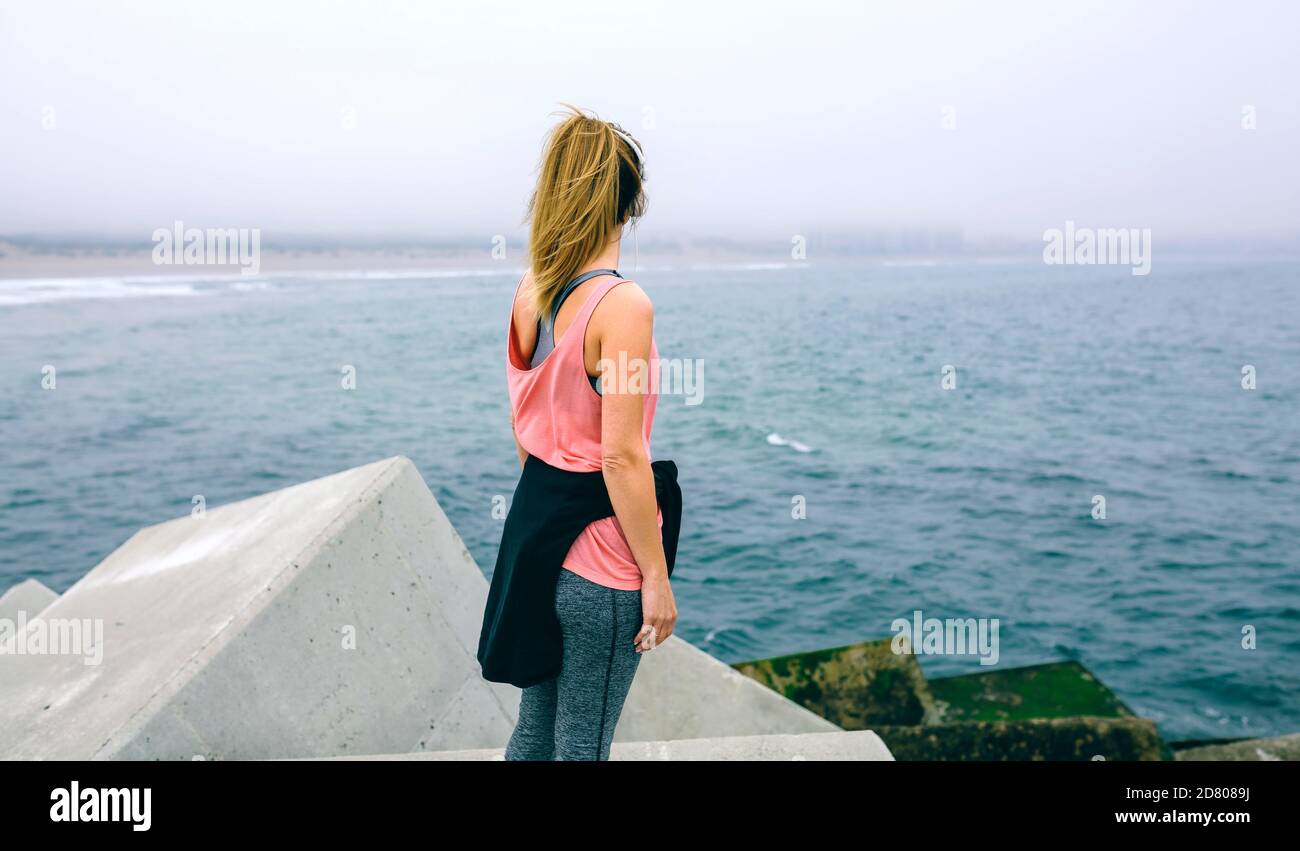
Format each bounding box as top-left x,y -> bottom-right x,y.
2,259 -> 1297,741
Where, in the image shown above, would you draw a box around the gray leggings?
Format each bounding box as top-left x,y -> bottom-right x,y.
504,569 -> 643,761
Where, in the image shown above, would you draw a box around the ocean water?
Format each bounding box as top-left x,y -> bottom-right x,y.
2,259 -> 1297,742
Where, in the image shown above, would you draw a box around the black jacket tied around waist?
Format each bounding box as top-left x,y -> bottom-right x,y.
477,455 -> 682,688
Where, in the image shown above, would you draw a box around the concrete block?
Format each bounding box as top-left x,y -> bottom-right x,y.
0,578 -> 58,621
875,716 -> 1167,761
0,457 -> 519,760
733,637 -> 935,727
928,660 -> 1135,723
306,730 -> 894,761
618,637 -> 843,741
1174,733 -> 1300,761
0,456 -> 857,760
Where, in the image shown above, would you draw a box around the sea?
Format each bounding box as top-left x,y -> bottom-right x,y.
1,257 -> 1297,742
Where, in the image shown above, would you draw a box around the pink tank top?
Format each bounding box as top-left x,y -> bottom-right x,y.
506,274 -> 661,591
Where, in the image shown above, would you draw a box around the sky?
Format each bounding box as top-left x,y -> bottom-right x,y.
1,0 -> 1298,246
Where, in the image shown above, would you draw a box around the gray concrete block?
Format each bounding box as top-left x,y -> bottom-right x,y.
303,730 -> 894,761
0,578 -> 58,621
1175,733 -> 1300,761
617,637 -> 843,742
0,455 -> 868,760
0,457 -> 517,760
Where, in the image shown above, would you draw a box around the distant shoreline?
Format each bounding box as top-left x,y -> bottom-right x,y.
4,239 -> 1294,283
0,243 -> 1023,282
0,242 -> 516,282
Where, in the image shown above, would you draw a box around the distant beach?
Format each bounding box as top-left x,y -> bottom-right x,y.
0,239 -> 515,282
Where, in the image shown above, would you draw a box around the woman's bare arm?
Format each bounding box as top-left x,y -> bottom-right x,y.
590,283 -> 677,651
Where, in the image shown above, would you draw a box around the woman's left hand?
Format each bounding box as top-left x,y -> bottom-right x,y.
635,576 -> 677,652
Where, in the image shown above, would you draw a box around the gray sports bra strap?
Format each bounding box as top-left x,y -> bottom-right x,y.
546,268 -> 619,326
530,268 -> 620,369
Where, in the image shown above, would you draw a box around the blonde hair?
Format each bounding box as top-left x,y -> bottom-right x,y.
525,105 -> 646,319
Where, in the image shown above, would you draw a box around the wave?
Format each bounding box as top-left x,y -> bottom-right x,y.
688,262 -> 794,272
0,267 -> 527,306
0,276 -> 203,306
879,259 -> 940,267
293,267 -> 525,281
766,432 -> 813,453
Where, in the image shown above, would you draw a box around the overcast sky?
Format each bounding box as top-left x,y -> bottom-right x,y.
2,0 -> 1297,244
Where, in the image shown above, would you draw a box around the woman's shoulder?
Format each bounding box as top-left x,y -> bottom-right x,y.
511,270 -> 538,321
595,278 -> 653,319
588,279 -> 653,348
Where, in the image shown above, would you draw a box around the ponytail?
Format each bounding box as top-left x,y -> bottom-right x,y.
525,105 -> 646,319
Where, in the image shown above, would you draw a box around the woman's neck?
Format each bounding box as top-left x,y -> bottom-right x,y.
580,234 -> 622,274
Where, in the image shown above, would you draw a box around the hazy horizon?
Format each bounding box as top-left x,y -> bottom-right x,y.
3,0 -> 1299,247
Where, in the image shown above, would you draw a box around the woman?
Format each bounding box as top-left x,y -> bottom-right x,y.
476,106 -> 681,761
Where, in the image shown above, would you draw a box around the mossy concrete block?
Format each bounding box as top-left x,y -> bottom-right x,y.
732,637 -> 935,727
876,716 -> 1167,761
1174,733 -> 1300,761
928,660 -> 1135,723
0,579 -> 58,621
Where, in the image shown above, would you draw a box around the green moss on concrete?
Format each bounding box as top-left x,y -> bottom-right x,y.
876,716 -> 1167,761
733,637 -> 934,727
928,660 -> 1134,723
734,639 -> 1176,760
